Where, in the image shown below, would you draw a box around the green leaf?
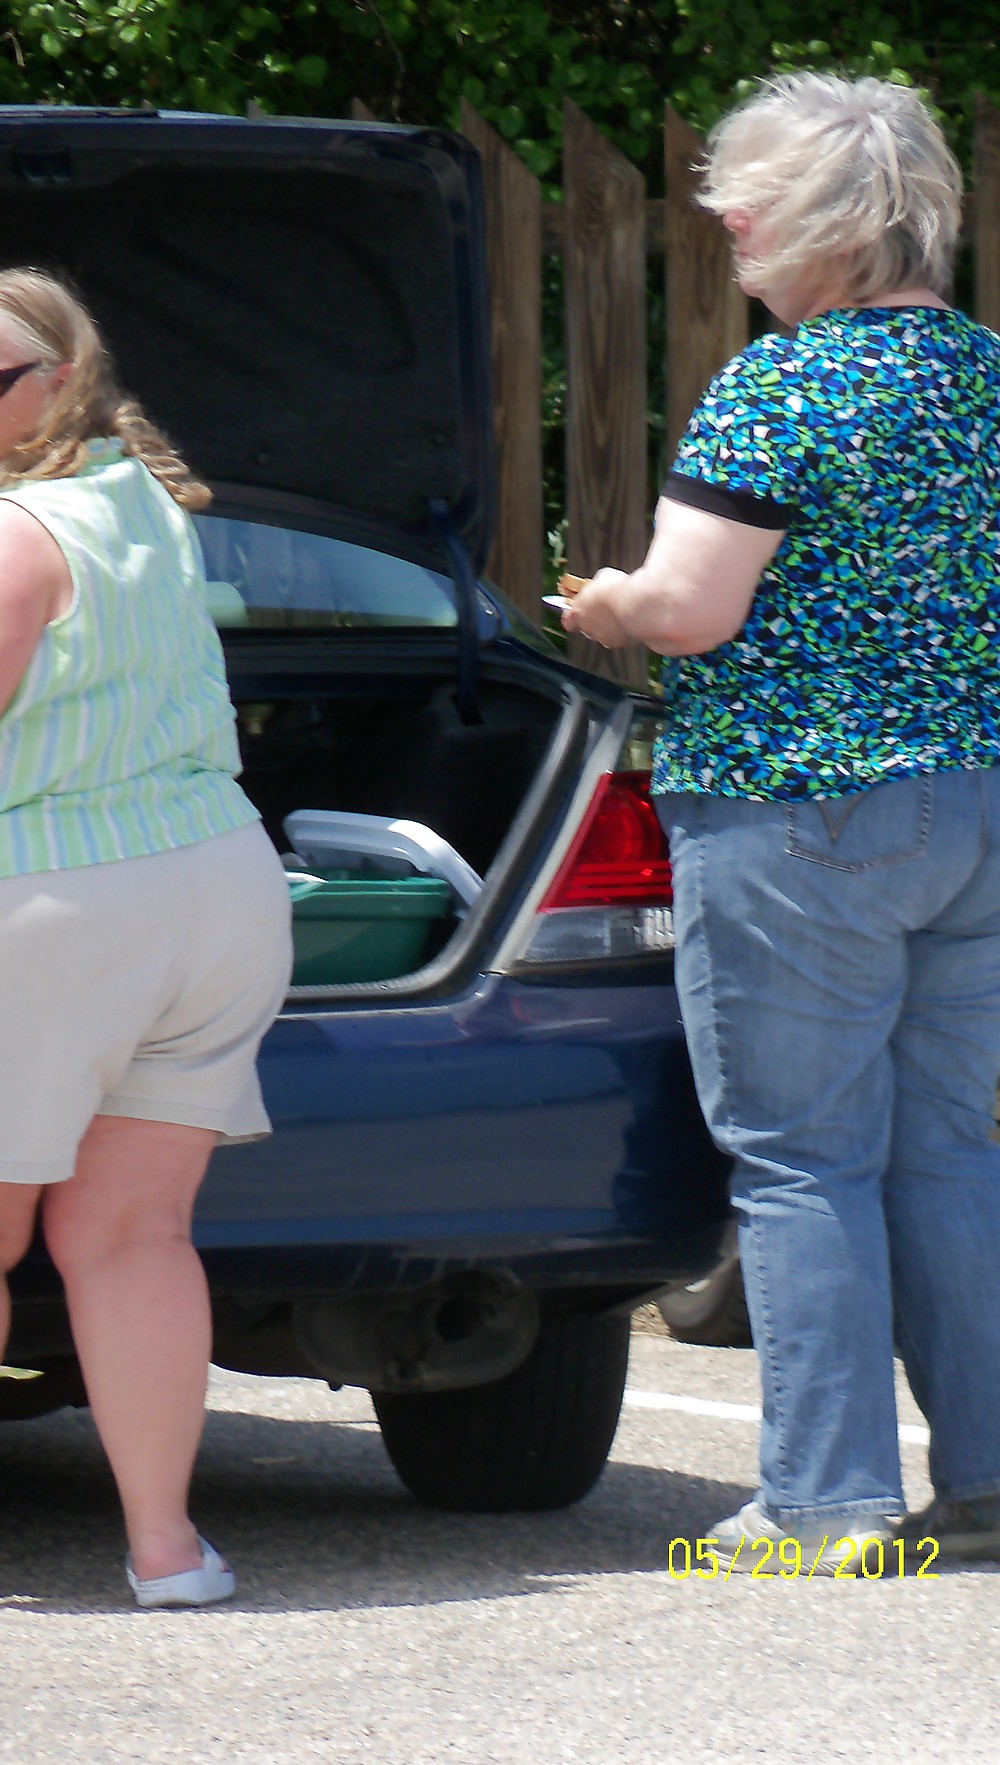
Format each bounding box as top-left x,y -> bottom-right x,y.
497,103 -> 525,140
515,137 -> 556,176
295,54 -> 328,87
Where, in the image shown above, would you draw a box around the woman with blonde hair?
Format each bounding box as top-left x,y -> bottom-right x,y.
0,268 -> 291,1606
564,73 -> 1000,1572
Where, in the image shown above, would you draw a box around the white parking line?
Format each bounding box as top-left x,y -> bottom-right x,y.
624,1387 -> 930,1444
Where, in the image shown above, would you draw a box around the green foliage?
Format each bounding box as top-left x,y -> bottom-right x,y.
669,2 -> 1000,169
0,1 -> 676,166
3,3 -> 998,185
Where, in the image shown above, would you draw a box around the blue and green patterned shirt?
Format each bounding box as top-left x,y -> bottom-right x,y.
652,306 -> 1000,800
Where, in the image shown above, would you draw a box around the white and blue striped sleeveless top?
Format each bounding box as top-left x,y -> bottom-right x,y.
0,440 -> 258,877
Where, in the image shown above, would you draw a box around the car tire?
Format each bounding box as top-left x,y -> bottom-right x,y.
371,1309 -> 630,1512
656,1247 -> 752,1348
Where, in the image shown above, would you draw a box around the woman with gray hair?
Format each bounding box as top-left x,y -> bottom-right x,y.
563,72 -> 1000,1573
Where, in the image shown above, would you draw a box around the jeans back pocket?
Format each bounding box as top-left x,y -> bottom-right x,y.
785,775 -> 933,871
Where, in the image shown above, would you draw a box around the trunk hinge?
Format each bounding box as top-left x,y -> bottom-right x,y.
428,499 -> 481,726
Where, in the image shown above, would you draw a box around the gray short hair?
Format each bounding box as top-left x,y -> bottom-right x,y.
698,73 -> 963,302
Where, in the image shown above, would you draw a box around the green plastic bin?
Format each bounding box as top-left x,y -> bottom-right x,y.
287,871 -> 452,984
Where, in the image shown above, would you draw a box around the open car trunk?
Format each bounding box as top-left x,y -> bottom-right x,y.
226,651 -> 576,998
0,109 -> 590,998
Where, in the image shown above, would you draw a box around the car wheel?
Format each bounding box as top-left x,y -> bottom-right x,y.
371,1309 -> 630,1512
657,1234 -> 752,1348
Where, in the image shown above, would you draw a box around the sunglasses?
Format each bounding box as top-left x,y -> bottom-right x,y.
0,361 -> 42,400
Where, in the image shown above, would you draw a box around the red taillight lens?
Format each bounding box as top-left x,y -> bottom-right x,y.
540,771 -> 673,910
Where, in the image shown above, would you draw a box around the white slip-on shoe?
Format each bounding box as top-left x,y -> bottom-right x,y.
126,1536 -> 236,1608
709,1498 -> 893,1577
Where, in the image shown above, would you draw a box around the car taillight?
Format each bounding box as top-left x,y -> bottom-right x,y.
539,771 -> 673,909
512,766 -> 675,968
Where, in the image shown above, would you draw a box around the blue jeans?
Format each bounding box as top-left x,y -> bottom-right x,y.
657,769 -> 1000,1526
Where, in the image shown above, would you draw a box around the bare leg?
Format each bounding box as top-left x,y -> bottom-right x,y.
0,1182 -> 43,1360
42,1116 -> 218,1582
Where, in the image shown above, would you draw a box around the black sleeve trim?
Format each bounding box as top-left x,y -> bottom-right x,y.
662,470 -> 794,530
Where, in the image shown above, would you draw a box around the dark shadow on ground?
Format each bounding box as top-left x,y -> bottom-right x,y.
1,1400 -> 992,1614
0,1398 -> 758,1614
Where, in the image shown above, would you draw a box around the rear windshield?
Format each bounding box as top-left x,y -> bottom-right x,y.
193,514 -> 457,629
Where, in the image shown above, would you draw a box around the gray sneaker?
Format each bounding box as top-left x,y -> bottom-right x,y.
893,1494 -> 1000,1563
709,1498 -> 894,1577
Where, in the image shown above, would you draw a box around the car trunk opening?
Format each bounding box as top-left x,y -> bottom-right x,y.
0,108 -> 589,997
226,654 -> 575,996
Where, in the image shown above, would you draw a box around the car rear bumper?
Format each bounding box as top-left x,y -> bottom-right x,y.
10,973 -> 731,1317
195,971 -> 731,1291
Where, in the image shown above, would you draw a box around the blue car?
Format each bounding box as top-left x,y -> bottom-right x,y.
3,106 -> 730,1509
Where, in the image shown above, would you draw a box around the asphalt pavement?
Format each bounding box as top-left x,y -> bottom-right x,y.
0,1321 -> 996,1764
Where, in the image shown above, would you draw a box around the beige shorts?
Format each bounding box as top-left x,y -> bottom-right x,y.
0,822 -> 293,1184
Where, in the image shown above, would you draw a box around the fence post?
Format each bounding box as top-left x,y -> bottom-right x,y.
664,105 -> 749,455
563,98 -> 649,688
974,95 -> 1000,333
460,102 -> 544,618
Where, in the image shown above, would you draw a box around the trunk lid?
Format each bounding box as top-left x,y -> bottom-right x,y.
0,107 -> 494,574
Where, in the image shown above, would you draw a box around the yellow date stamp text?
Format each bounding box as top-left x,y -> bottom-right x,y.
666,1535 -> 940,1580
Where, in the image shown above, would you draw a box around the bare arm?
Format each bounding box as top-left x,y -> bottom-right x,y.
561,495 -> 785,655
0,503 -> 74,717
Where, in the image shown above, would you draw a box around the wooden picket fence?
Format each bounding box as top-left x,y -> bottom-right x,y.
355,96 -> 1000,688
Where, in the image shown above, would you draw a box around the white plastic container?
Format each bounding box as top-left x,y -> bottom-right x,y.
283,810 -> 483,911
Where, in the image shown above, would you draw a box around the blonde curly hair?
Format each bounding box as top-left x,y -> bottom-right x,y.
0,267 -> 211,510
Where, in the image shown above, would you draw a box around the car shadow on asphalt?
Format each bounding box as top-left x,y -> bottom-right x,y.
1,1403 -> 996,1613
0,1400 -> 759,1613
